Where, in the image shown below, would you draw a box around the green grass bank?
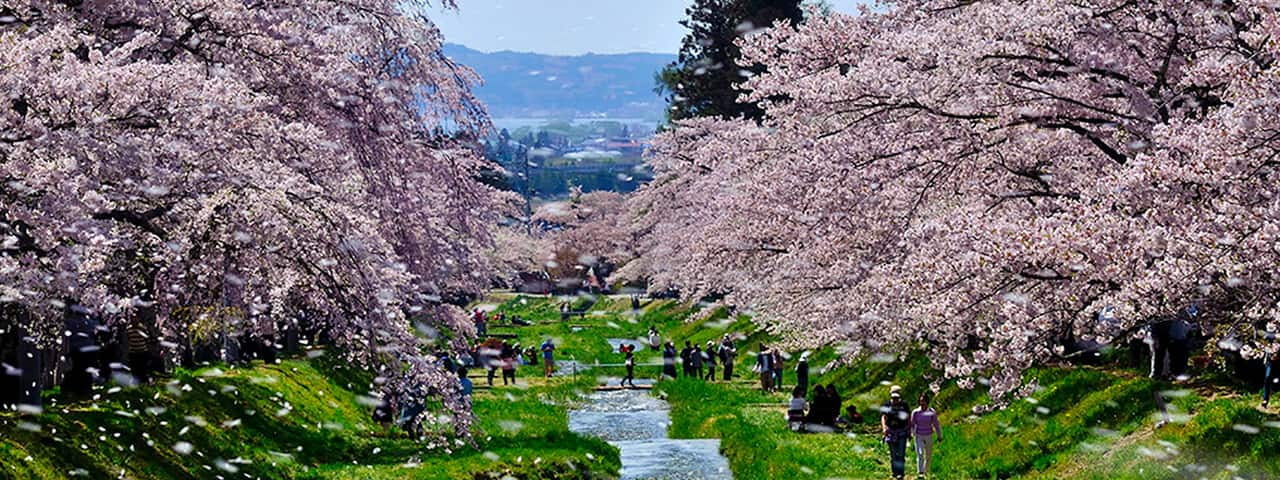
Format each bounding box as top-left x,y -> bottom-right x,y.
0,355 -> 616,480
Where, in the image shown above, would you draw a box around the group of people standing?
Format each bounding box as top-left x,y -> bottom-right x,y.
754,344 -> 794,392
454,337 -> 557,388
653,327 -> 739,382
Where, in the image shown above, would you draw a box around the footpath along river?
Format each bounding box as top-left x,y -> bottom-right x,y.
568,385 -> 733,480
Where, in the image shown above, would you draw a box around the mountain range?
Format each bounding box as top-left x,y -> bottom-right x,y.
443,43 -> 675,121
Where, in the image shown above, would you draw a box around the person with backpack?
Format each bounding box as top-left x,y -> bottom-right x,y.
720,335 -> 737,380
910,393 -> 943,477
540,338 -> 556,378
881,385 -> 911,480
756,345 -> 775,392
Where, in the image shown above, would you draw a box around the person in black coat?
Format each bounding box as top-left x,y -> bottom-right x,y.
704,341 -> 719,381
796,353 -> 810,397
807,384 -> 828,425
680,341 -> 694,377
662,341 -> 679,380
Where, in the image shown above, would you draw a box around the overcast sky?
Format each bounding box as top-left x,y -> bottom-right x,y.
431,1 -> 868,56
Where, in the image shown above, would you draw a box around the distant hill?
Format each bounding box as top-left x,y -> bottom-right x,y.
444,43 -> 674,120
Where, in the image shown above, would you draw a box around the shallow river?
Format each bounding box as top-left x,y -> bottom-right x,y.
568,388 -> 733,480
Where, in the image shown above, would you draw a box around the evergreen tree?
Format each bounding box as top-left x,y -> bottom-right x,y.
656,0 -> 803,122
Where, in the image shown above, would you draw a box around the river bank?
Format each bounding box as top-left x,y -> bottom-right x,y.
485,293 -> 1280,479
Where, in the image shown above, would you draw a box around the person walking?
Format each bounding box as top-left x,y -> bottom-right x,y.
475,310 -> 488,338
704,341 -> 719,381
720,335 -> 737,381
540,338 -> 556,378
500,341 -> 517,385
691,344 -> 705,380
680,341 -> 695,377
772,349 -> 785,391
479,340 -> 500,386
1169,305 -> 1198,380
881,385 -> 911,480
621,344 -> 637,388
1263,329 -> 1277,408
662,341 -> 679,380
1148,318 -> 1172,379
756,345 -> 775,392
796,352 -> 810,397
910,393 -> 943,478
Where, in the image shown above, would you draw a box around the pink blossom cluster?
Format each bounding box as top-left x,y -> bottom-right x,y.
532,188 -> 636,272
629,0 -> 1280,397
1,0 -> 499,435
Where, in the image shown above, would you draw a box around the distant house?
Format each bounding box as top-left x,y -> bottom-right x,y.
603,140 -> 646,157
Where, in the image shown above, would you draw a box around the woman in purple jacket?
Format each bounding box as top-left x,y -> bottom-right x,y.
909,393 -> 943,477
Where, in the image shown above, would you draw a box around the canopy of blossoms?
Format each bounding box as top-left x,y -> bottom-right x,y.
628,0 -> 1280,398
1,0 -> 500,435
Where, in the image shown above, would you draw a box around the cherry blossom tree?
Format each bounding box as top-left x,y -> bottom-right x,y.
534,188 -> 636,276
631,0 -> 1280,397
1,0 -> 499,435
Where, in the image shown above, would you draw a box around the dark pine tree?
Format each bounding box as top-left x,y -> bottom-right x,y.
656,0 -> 803,122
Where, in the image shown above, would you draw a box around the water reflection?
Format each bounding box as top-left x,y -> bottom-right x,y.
569,389 -> 732,480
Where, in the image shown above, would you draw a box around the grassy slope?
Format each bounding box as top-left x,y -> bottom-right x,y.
0,356 -> 617,480
9,294 -> 1274,479
482,294 -> 1279,480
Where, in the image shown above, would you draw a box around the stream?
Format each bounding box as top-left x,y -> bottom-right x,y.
569,387 -> 733,480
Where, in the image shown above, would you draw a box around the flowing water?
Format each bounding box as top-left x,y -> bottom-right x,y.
569,388 -> 733,480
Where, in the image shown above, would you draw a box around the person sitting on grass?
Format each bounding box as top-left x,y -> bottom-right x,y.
458,368 -> 472,398
788,385 -> 808,431
825,384 -> 843,425
807,384 -> 828,425
837,405 -> 865,431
